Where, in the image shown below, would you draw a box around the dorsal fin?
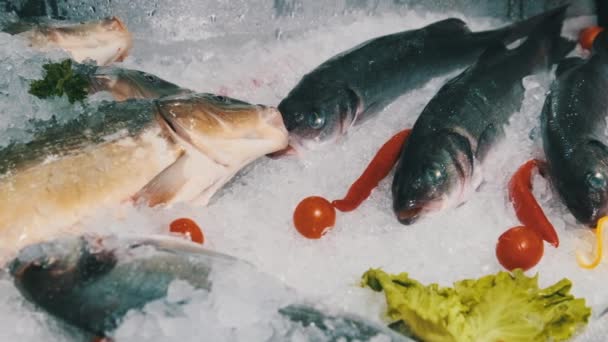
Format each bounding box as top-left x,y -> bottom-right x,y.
555,57 -> 586,77
423,18 -> 471,36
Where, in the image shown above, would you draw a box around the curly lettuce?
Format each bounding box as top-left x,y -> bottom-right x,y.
362,269 -> 591,342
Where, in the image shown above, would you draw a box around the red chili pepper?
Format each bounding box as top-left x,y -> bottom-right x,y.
508,159 -> 559,247
332,129 -> 412,212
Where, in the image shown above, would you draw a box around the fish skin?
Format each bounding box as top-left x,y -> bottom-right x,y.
80,63 -> 194,101
541,31 -> 608,226
0,93 -> 288,263
277,6 -> 572,151
2,16 -> 132,66
8,234 -> 414,341
391,6 -> 574,225
8,234 -> 237,335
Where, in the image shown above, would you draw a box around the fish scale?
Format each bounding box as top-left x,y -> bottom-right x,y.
0,93 -> 289,264
278,6 -> 573,151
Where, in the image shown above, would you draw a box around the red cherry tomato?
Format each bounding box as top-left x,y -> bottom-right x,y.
170,218 -> 205,244
293,196 -> 336,239
496,226 -> 544,271
579,26 -> 605,50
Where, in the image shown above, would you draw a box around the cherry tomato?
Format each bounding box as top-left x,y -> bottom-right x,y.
293,196 -> 336,239
579,26 -> 605,50
170,218 -> 205,244
496,226 -> 544,271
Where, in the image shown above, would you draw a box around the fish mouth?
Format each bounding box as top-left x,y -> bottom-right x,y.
103,16 -> 128,33
7,258 -> 28,279
267,144 -> 298,159
396,206 -> 424,225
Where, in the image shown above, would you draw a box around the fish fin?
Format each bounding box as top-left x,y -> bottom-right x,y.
522,5 -> 573,65
132,153 -> 190,207
476,5 -> 570,45
423,18 -> 471,36
476,124 -> 503,161
191,169 -> 239,206
125,235 -> 240,262
555,57 -> 586,77
133,152 -> 228,207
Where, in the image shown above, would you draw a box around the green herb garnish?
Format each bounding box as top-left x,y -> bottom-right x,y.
29,59 -> 89,104
362,268 -> 591,342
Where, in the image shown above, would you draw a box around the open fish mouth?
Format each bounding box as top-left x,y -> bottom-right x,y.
267,144 -> 298,159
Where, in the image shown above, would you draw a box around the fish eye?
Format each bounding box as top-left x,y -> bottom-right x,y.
212,95 -> 230,103
308,112 -> 326,129
586,171 -> 607,190
425,166 -> 445,184
143,74 -> 157,83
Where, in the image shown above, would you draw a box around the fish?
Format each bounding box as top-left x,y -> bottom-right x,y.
1,16 -> 132,66
391,6 -> 574,225
540,31 -> 608,226
277,6 -> 573,152
8,234 -> 414,341
0,93 -> 288,262
75,63 -> 194,101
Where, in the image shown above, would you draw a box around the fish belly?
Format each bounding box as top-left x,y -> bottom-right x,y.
0,127 -> 181,263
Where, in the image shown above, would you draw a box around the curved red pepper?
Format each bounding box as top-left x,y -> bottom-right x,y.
332,129 -> 412,212
508,159 -> 559,247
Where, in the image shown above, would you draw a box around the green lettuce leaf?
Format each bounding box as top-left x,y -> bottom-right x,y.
361,269 -> 591,342
29,59 -> 89,104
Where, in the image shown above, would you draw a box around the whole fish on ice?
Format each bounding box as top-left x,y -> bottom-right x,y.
8,234 -> 413,341
1,16 -> 132,66
541,31 -> 608,226
277,6 -> 573,152
392,6 -> 574,224
0,93 -> 288,262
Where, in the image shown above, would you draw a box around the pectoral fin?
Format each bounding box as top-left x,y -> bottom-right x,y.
132,151 -> 228,207
132,153 -> 189,207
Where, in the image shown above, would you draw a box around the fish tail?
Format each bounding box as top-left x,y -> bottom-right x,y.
471,5 -> 570,46
521,5 -> 575,65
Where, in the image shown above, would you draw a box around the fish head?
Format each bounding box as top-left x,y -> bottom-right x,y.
277,84 -> 360,152
392,132 -> 474,225
8,235 -> 117,304
37,16 -> 132,66
90,67 -> 192,101
558,140 -> 608,226
156,93 -> 289,166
